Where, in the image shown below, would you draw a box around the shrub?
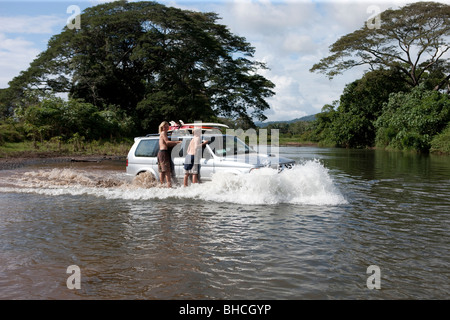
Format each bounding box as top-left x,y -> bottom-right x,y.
430,125 -> 450,154
375,86 -> 450,152
0,122 -> 25,144
15,93 -> 135,142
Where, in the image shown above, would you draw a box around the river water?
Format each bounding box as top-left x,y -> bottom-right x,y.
0,147 -> 448,299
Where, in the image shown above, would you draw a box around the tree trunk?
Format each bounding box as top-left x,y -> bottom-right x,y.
434,74 -> 450,91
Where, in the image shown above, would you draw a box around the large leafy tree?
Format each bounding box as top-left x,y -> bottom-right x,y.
310,2 -> 450,91
7,1 -> 274,130
375,86 -> 450,152
314,68 -> 411,148
331,68 -> 411,148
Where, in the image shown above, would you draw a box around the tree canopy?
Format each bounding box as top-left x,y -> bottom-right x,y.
310,2 -> 450,91
328,68 -> 411,148
309,2 -> 450,152
6,0 -> 275,131
375,86 -> 450,151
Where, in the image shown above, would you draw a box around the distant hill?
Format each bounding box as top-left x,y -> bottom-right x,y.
256,114 -> 316,127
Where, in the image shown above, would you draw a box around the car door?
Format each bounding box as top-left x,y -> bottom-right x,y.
171,138 -> 185,179
199,145 -> 215,180
175,138 -> 215,181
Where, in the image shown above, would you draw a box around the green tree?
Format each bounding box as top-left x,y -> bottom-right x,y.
288,121 -> 313,136
15,92 -> 133,142
7,1 -> 274,131
430,124 -> 450,154
330,68 -> 411,148
310,2 -> 450,91
375,86 -> 450,152
311,103 -> 338,146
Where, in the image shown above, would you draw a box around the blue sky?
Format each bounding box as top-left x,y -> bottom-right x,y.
1,0 -> 448,121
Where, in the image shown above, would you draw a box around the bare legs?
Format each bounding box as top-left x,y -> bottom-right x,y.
184,174 -> 199,187
160,171 -> 172,188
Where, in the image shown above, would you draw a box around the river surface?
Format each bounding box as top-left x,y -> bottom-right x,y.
0,147 -> 448,299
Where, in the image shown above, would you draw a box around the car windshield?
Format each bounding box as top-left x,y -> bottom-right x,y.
211,135 -> 256,157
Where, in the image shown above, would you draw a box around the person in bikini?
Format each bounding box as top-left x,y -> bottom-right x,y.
158,121 -> 181,188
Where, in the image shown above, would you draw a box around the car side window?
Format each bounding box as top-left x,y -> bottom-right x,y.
203,146 -> 213,160
135,139 -> 159,157
179,138 -> 192,157
179,138 -> 210,159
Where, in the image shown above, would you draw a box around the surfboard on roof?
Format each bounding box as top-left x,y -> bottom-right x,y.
168,120 -> 229,133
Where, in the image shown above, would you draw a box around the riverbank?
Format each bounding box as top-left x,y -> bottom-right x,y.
0,140 -> 131,170
0,153 -> 126,170
280,141 -> 318,147
0,142 -> 318,171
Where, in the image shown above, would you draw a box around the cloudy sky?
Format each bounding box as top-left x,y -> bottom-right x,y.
1,0 -> 448,122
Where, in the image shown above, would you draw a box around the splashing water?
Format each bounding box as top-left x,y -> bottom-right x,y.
0,160 -> 346,205
186,160 -> 347,205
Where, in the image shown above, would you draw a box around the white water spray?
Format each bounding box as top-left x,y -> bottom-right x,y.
0,160 -> 347,206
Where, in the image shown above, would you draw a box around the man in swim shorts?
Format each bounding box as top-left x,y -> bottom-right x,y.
184,128 -> 209,187
158,121 -> 180,187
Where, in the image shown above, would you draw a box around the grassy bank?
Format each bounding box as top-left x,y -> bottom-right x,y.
278,135 -> 318,146
258,134 -> 318,147
0,134 -> 318,159
430,125 -> 450,155
0,139 -> 133,159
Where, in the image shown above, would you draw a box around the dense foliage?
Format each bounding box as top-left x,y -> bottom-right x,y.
430,125 -> 450,154
311,79 -> 450,152
327,69 -> 411,148
2,1 -> 274,135
375,86 -> 450,152
310,2 -> 450,91
0,92 -> 133,146
310,2 -> 450,153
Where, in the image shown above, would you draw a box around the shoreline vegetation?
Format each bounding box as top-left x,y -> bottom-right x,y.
0,136 -> 319,169
1,2 -> 448,159
0,140 -> 130,170
0,140 -> 132,158
1,132 -> 448,172
0,137 -> 318,160
1,129 -> 449,172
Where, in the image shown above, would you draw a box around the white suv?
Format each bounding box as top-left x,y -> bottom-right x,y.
126,131 -> 295,183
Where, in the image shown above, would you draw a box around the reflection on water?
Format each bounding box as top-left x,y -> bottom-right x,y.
0,148 -> 449,299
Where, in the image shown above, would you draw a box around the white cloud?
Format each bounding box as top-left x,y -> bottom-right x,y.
228,0 -> 313,32
0,33 -> 41,87
0,15 -> 65,34
222,0 -> 318,38
210,0 -> 409,121
0,14 -> 65,88
282,33 -> 317,55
